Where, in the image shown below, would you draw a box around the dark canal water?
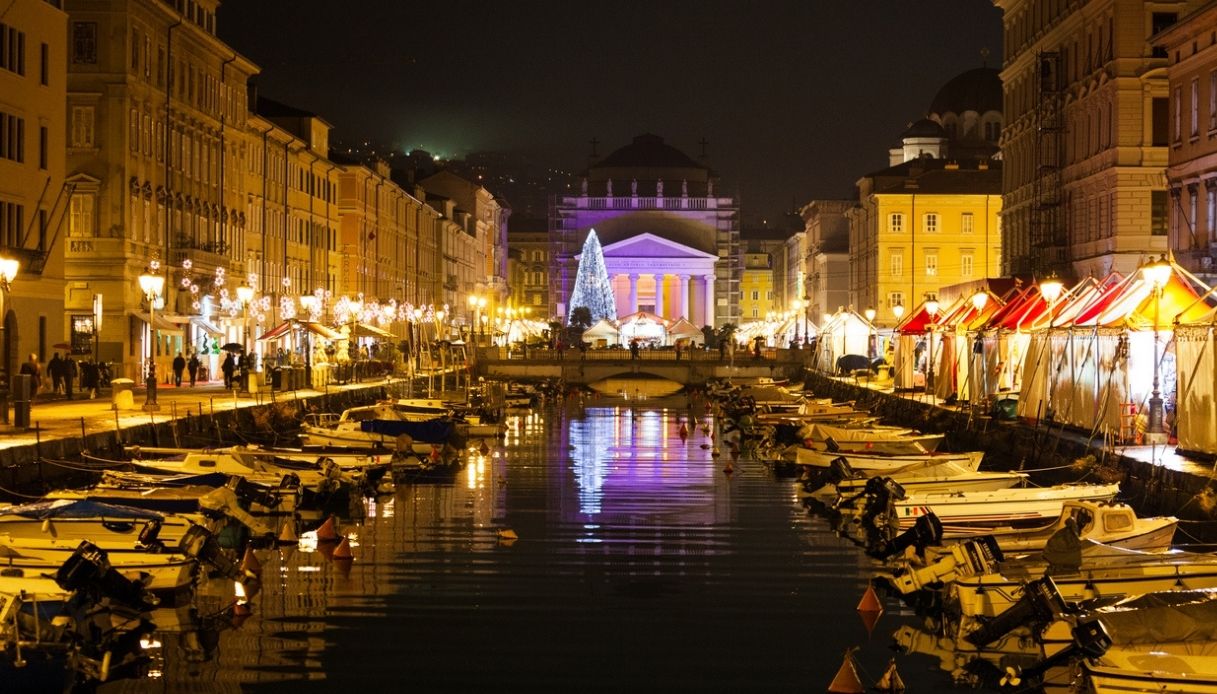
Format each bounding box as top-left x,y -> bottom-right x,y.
89,400 -> 1003,693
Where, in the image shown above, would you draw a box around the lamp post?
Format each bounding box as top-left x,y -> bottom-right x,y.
792,300 -> 803,344
300,294 -> 319,388
925,298 -> 939,397
139,269 -> 166,410
0,256 -> 19,424
236,284 -> 254,394
1143,256 -> 1173,444
1039,273 -> 1064,422
864,307 -> 877,359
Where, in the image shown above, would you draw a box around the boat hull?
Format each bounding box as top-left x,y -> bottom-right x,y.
893,483 -> 1121,534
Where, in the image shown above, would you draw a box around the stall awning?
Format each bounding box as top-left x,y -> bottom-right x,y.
130,311 -> 180,331
302,321 -> 342,340
190,317 -> 224,336
257,321 -> 294,341
350,322 -> 395,339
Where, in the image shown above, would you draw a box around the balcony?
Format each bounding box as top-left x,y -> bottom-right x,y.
172,236 -> 230,272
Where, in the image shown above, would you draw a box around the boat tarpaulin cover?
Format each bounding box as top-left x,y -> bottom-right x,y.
1093,589 -> 1217,644
360,419 -> 454,443
3,499 -> 165,520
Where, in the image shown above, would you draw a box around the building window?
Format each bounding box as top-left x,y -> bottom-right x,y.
38,126 -> 46,170
0,23 -> 25,76
0,111 -> 25,163
889,252 -> 903,277
39,42 -> 47,85
751,307 -> 758,318
1208,187 -> 1216,242
0,200 -> 24,248
71,22 -> 97,64
767,290 -> 774,301
961,253 -> 974,277
1151,190 -> 1168,236
1192,78 -> 1200,137
888,292 -> 904,312
71,106 -> 94,148
751,290 -> 759,301
924,213 -> 939,233
1174,86 -> 1182,143
925,252 -> 938,276
961,212 -> 974,234
1211,71 -> 1217,132
68,193 -> 94,237
888,213 -> 903,233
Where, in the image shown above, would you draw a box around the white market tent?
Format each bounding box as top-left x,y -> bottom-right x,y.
617,311 -> 668,344
667,318 -> 704,345
814,309 -> 868,373
582,318 -> 619,346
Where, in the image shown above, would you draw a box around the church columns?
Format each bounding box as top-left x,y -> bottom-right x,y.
653,274 -> 664,316
703,274 -> 716,326
627,273 -> 639,314
679,274 -> 690,320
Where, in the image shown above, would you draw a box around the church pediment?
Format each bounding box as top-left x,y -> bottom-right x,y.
599,233 -> 717,260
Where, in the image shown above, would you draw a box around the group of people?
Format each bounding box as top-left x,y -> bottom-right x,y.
19,352 -> 112,400
170,352 -> 204,388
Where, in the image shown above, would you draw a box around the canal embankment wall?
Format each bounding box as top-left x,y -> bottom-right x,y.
803,371 -> 1217,539
0,385 -> 393,498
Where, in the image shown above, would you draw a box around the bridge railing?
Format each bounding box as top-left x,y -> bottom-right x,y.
476,346 -> 808,365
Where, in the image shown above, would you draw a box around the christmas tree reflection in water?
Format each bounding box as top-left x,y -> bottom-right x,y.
565,407 -> 724,532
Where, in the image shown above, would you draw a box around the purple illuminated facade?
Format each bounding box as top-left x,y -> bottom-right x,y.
549,135 -> 741,328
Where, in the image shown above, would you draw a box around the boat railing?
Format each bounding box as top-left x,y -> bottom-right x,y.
303,413 -> 340,428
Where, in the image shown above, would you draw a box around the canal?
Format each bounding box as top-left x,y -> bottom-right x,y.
89,399 -> 997,693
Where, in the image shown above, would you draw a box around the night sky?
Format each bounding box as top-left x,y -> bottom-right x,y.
218,1 -> 1002,224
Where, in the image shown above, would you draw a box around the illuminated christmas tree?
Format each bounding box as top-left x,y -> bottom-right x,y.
569,228 -> 617,323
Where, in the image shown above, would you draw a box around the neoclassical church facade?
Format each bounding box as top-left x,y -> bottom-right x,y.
549,135 -> 741,328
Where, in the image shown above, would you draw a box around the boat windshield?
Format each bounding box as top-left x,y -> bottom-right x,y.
1069,507 -> 1095,533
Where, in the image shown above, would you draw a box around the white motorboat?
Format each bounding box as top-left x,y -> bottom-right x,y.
300,402 -> 458,451
0,499 -> 207,546
125,448 -> 347,496
801,423 -> 944,454
953,542 -> 1217,619
795,447 -> 985,472
884,483 -> 1121,535
0,538 -> 196,593
923,501 -> 1179,557
37,486 -> 275,540
827,470 -> 1028,506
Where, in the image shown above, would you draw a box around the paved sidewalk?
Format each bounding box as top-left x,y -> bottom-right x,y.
0,377 -> 400,452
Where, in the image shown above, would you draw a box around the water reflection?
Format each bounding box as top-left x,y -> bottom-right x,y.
89,401 -> 988,693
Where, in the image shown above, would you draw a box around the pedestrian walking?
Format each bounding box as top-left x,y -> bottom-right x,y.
221,352 -> 236,389
188,352 -> 200,387
82,359 -> 98,399
172,352 -> 186,387
629,338 -> 641,360
18,353 -> 41,399
48,353 -> 63,394
63,355 -> 77,399
674,342 -> 682,362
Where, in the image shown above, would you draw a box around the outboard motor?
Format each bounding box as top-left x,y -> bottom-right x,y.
870,513 -> 944,559
857,476 -> 907,528
55,541 -> 157,609
827,456 -> 859,484
965,575 -> 1067,648
996,617 -> 1113,689
885,535 -> 1003,595
137,518 -> 165,551
177,525 -> 247,582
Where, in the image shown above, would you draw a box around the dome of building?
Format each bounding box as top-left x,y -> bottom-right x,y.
591,134 -> 706,170
902,118 -> 946,139
929,67 -> 1002,116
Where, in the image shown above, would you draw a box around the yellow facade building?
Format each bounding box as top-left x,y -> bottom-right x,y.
0,0 -> 68,382
995,0 -> 1201,279
740,251 -> 776,322
850,159 -> 1003,327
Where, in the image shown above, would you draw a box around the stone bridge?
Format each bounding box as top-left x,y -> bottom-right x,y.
473,347 -> 807,386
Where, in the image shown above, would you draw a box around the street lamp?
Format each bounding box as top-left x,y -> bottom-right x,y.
1143,255 -> 1173,444
235,284 -> 254,393
0,256 -> 19,423
864,307 -> 877,358
139,269 -> 165,410
1039,273 -> 1065,422
792,299 -> 803,344
925,298 -> 939,396
300,294 -> 319,388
